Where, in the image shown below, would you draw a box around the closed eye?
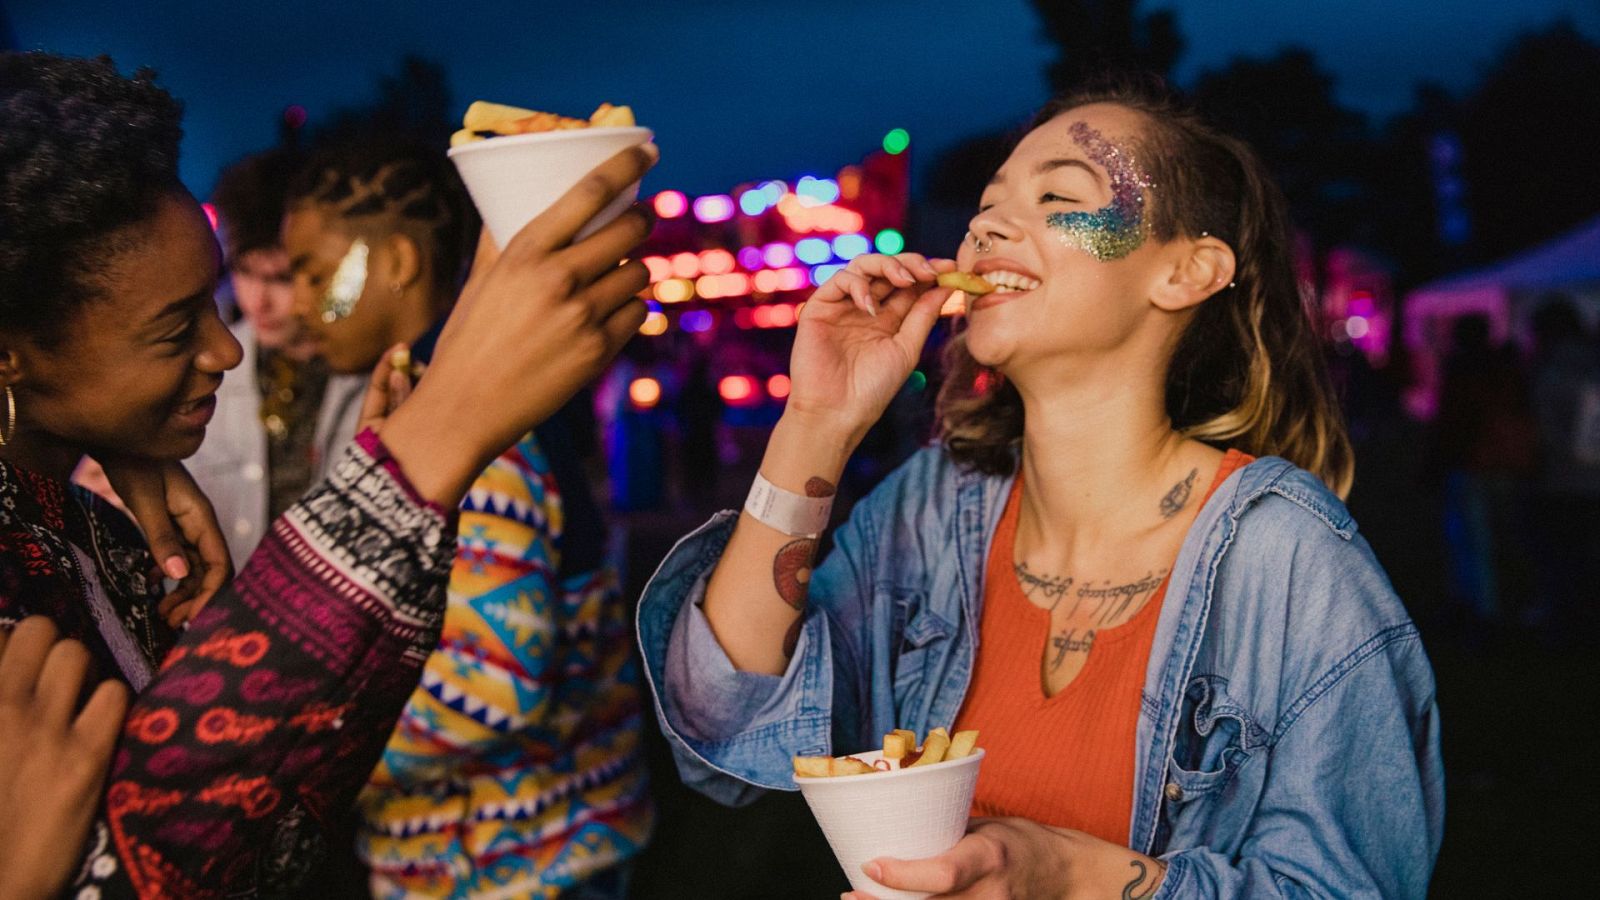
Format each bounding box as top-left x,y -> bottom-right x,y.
1040,192 -> 1077,204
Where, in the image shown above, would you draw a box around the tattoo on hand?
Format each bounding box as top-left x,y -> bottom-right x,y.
1159,468 -> 1198,519
804,477 -> 837,499
774,539 -> 818,610
1122,859 -> 1165,900
1049,628 -> 1095,670
1015,561 -> 1073,605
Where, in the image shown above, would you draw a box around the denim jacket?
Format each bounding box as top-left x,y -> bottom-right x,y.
636,448 -> 1444,898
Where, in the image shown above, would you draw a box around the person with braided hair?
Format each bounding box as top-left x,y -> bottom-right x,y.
282,138 -> 654,898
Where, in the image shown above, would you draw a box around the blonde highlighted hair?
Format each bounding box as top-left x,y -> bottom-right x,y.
937,77 -> 1355,497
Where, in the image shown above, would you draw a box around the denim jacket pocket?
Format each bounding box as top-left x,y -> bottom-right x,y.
890,597 -> 951,724
1166,674 -> 1265,802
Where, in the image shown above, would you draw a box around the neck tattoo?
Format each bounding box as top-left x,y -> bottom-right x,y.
1159,468 -> 1198,519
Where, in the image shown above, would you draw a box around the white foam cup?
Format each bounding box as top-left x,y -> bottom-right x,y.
448,125 -> 653,248
795,748 -> 985,900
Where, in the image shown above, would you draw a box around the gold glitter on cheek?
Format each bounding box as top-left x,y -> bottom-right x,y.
319,237 -> 369,323
1045,121 -> 1152,261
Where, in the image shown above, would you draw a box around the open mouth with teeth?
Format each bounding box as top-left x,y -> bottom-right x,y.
982,270 -> 1042,293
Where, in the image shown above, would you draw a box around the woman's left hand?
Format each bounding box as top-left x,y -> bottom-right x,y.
845,817 -> 1167,900
99,458 -> 232,627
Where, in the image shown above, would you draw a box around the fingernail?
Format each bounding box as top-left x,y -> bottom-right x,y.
863,861 -> 883,881
164,556 -> 189,580
866,297 -> 879,317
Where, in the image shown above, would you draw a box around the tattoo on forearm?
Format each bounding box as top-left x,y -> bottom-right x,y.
773,539 -> 818,610
804,477 -> 837,499
1049,628 -> 1095,670
1159,468 -> 1198,519
1121,859 -> 1165,900
1014,561 -> 1073,605
782,616 -> 804,658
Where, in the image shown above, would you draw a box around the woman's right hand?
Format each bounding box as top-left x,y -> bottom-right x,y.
380,142 -> 659,505
786,253 -> 957,446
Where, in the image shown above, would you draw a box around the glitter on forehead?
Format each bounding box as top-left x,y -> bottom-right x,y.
1044,121 -> 1153,261
319,237 -> 369,323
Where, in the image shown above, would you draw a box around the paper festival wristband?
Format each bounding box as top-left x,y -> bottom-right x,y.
743,471 -> 834,538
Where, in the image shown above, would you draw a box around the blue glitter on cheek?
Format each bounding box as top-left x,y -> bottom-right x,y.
1044,121 -> 1152,261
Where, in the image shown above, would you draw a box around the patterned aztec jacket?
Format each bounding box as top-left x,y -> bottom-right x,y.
355,408 -> 653,899
0,430 -> 456,898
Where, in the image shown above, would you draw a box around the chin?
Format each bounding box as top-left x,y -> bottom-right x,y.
961,321 -> 1017,369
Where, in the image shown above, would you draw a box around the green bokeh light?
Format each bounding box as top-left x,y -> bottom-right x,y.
907,370 -> 928,392
874,228 -> 905,255
882,128 -> 910,155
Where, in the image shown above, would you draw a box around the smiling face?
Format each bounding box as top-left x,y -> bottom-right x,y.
957,103 -> 1178,379
5,191 -> 242,466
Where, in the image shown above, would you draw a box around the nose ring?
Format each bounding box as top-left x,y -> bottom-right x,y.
967,232 -> 993,253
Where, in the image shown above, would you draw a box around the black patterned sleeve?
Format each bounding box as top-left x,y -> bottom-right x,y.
72,429 -> 457,898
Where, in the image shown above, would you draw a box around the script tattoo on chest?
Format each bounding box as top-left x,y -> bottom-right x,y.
1049,628 -> 1096,670
1014,561 -> 1073,603
1159,468 -> 1199,519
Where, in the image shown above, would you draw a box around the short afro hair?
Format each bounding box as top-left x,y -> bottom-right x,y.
211,147 -> 302,265
0,52 -> 184,341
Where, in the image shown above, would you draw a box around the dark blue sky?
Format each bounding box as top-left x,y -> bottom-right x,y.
10,0 -> 1600,198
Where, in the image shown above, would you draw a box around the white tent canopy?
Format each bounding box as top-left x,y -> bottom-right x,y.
1405,214 -> 1600,349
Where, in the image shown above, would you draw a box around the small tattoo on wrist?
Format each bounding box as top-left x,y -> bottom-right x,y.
804,477 -> 837,499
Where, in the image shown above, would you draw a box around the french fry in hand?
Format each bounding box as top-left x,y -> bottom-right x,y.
936,271 -> 994,295
947,729 -> 980,760
883,731 -> 914,760
910,728 -> 950,767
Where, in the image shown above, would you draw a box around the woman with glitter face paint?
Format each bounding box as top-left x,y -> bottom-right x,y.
636,78 -> 1443,898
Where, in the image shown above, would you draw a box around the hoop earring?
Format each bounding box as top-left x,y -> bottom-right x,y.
0,386 -> 15,447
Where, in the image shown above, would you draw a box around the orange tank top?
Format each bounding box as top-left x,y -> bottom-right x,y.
955,450 -> 1252,844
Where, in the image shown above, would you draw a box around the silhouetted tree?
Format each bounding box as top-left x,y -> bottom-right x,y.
313,55 -> 456,149
1190,48 -> 1374,252
1456,21 -> 1600,261
1031,0 -> 1184,91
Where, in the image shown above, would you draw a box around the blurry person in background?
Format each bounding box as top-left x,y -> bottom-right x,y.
1527,297 -> 1600,635
282,138 -> 653,899
1430,314 -> 1537,642
677,355 -> 723,511
187,147 -> 335,569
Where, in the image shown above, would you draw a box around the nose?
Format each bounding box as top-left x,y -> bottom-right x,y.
195,308 -> 244,374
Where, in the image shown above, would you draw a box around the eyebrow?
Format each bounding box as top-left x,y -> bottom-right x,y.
987,157 -> 1103,187
288,252 -> 313,273
143,288 -> 210,330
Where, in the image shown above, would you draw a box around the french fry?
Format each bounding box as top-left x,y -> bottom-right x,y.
833,757 -> 876,776
589,103 -> 636,127
450,128 -> 486,148
463,100 -> 540,132
793,756 -> 833,778
947,729 -> 979,759
936,271 -> 994,295
883,732 -> 914,760
910,729 -> 950,766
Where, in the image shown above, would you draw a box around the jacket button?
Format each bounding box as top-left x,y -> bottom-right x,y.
1164,782 -> 1184,802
